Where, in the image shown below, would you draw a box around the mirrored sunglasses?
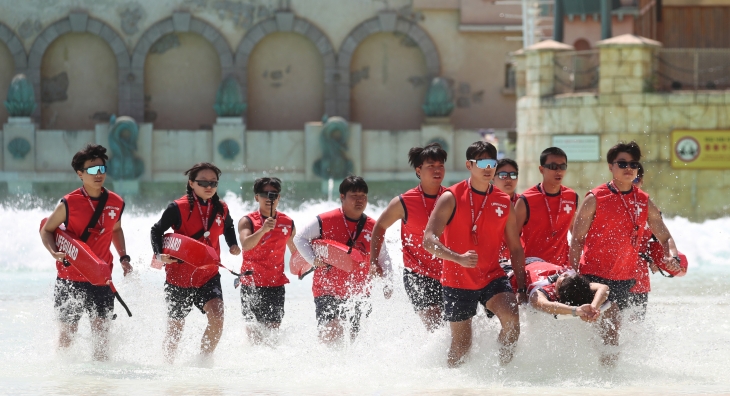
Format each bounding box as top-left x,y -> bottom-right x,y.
543,163 -> 568,171
496,171 -> 518,180
195,180 -> 219,188
469,158 -> 498,169
84,165 -> 107,175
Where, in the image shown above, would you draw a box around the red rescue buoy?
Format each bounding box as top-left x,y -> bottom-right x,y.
289,239 -> 370,280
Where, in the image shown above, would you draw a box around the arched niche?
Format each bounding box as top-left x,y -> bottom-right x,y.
0,41 -> 15,124
349,32 -> 429,130
40,33 -> 118,130
246,32 -> 324,130
144,33 -> 221,130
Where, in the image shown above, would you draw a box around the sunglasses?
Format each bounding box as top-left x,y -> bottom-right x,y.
469,159 -> 498,169
258,191 -> 280,200
613,161 -> 641,169
195,180 -> 219,188
496,171 -> 518,180
543,163 -> 568,171
84,165 -> 107,175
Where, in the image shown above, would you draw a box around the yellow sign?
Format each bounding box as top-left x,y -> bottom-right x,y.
671,130 -> 730,169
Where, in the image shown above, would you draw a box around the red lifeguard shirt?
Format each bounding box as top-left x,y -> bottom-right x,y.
239,210 -> 293,287
441,180 -> 511,290
499,192 -> 521,262
312,209 -> 375,299
166,196 -> 229,288
57,188 -> 125,282
399,186 -> 444,280
580,183 -> 649,281
519,183 -> 578,265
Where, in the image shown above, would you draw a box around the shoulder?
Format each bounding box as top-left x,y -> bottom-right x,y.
63,188 -> 83,201
106,190 -> 125,205
491,186 -> 511,203
562,186 -> 578,196
522,185 -> 540,196
400,187 -> 419,198
445,180 -> 467,194
277,212 -> 294,224
173,195 -> 189,208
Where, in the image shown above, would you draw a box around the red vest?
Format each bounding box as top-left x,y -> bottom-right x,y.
400,186 -> 443,280
538,283 -> 558,301
520,184 -> 578,266
240,211 -> 292,287
57,188 -> 124,282
441,180 -> 511,290
580,183 -> 649,281
498,193 -> 520,262
312,208 -> 375,299
166,196 -> 229,288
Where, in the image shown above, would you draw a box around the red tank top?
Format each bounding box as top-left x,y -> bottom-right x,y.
239,211 -> 292,287
441,180 -> 511,290
499,193 -> 520,262
166,196 -> 229,288
631,221 -> 654,294
520,184 -> 578,266
400,186 -> 444,280
57,188 -> 124,282
580,183 -> 649,281
312,208 -> 375,299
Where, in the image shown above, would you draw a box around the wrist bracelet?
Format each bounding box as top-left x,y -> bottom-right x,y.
572,307 -> 577,317
119,254 -> 131,263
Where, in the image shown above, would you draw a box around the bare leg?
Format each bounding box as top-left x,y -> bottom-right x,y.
599,303 -> 621,367
318,319 -> 344,345
90,318 -> 111,361
485,292 -> 520,365
447,319 -> 473,367
164,318 -> 185,363
58,321 -> 79,350
418,305 -> 443,333
201,298 -> 224,356
245,324 -> 263,345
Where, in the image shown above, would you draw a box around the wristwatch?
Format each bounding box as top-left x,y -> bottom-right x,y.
119,254 -> 131,263
572,307 -> 577,317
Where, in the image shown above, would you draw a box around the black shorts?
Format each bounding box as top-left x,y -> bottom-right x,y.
240,285 -> 285,324
54,278 -> 114,324
628,292 -> 648,320
165,274 -> 223,320
314,295 -> 371,335
442,276 -> 513,323
403,269 -> 443,311
584,275 -> 636,311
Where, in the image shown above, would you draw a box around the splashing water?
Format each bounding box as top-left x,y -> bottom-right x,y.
1,192 -> 729,394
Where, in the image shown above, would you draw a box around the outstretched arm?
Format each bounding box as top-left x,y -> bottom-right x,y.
423,192 -> 477,268
504,207 -> 527,303
569,194 -> 596,271
529,290 -> 597,320
40,201 -> 68,262
370,196 -> 404,276
646,198 -> 680,272
111,219 -> 132,276
590,282 -> 609,309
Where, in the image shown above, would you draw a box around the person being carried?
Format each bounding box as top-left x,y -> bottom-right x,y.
294,176 -> 392,344
424,141 -> 527,367
150,162 -> 241,363
40,144 -> 133,361
570,141 -> 681,367
370,143 -> 447,332
237,177 -> 297,344
514,147 -> 578,267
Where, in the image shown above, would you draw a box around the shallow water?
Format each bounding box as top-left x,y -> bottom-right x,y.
2,193 -> 730,395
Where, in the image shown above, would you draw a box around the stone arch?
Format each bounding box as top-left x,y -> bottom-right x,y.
27,12 -> 130,121
130,12 -> 234,123
0,22 -> 28,73
335,13 -> 441,120
234,12 -> 336,118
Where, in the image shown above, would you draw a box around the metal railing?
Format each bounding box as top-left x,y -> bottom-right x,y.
553,50 -> 600,94
653,48 -> 730,91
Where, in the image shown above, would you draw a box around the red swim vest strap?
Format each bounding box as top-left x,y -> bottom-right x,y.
79,188 -> 108,243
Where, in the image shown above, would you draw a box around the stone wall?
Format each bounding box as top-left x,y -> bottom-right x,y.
516,35 -> 730,221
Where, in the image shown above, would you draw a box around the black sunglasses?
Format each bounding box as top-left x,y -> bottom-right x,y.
258,191 -> 280,201
195,180 -> 219,188
496,171 -> 518,180
543,163 -> 568,171
613,161 -> 641,169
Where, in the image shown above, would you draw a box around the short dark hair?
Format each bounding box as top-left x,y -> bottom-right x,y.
184,162 -> 221,181
253,177 -> 282,194
557,274 -> 593,306
339,175 -> 368,195
636,162 -> 644,180
465,141 -> 497,161
496,158 -> 519,172
607,141 -> 641,163
408,142 -> 447,169
71,144 -> 108,172
539,147 -> 568,166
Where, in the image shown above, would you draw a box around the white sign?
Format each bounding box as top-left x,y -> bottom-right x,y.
551,135 -> 600,162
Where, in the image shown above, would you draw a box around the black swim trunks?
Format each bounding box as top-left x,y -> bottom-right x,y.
584,275 -> 636,311
403,269 -> 443,311
314,295 -> 371,335
54,278 -> 114,323
442,276 -> 514,322
165,274 -> 223,320
240,285 -> 285,324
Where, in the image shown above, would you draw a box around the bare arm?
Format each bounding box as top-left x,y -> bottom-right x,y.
569,194 -> 596,271
238,215 -> 276,252
513,197 -> 527,238
504,207 -> 526,301
111,219 -> 132,276
590,282 -> 609,308
287,226 -> 298,255
370,196 -> 404,274
646,198 -> 680,271
40,202 -> 68,262
423,192 -> 477,267
529,290 -> 596,318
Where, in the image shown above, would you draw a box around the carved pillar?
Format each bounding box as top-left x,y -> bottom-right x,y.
523,39 -> 574,97
597,34 -> 661,94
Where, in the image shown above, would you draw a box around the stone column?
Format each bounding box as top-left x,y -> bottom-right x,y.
597,34 -> 661,94
213,117 -> 245,194
523,40 -> 575,97
3,117 -> 36,194
421,117 -> 455,172
512,49 -> 527,98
